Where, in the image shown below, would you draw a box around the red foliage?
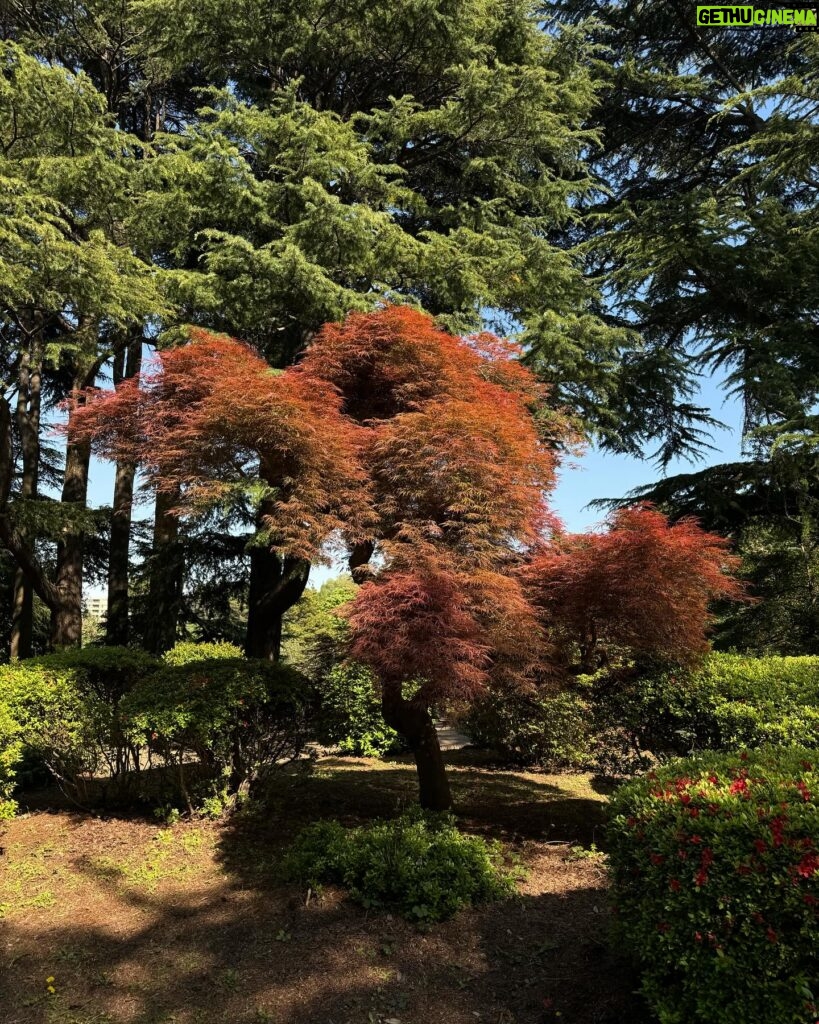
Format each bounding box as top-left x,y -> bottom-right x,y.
309,306 -> 563,696
523,504 -> 746,667
69,330 -> 371,561
343,546 -> 545,702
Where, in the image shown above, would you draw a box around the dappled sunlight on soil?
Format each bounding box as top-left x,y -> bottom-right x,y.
1,759 -> 651,1024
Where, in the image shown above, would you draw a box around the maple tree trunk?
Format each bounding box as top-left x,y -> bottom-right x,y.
106,339 -> 141,646
144,487 -> 184,654
51,433 -> 91,648
245,544 -> 310,661
382,684 -> 452,811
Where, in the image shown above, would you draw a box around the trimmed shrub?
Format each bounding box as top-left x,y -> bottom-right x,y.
0,647 -> 160,801
315,662 -> 399,757
0,698 -> 21,818
608,747 -> 819,1024
464,688 -> 594,768
601,653 -> 819,758
122,658 -> 312,805
163,640 -> 245,666
285,809 -> 514,921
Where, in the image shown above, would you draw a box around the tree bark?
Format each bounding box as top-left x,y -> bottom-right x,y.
106,338 -> 141,646
245,544 -> 310,661
51,430 -> 91,648
382,684 -> 452,811
143,487 -> 184,655
10,329 -> 43,659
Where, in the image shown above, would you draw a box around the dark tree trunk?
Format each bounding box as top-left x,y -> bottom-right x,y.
143,487 -> 184,655
10,327 -> 43,659
382,684 -> 452,811
348,539 -> 375,583
106,338 -> 141,646
51,432 -> 91,648
245,545 -> 310,661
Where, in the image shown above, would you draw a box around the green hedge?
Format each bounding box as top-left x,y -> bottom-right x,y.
0,643 -> 313,814
608,747 -> 819,1024
314,661 -> 398,757
123,657 -> 312,804
0,647 -> 161,804
463,688 -> 594,768
285,809 -> 514,921
602,654 -> 819,758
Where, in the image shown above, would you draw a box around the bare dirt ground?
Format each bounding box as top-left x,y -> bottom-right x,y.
0,755 -> 652,1024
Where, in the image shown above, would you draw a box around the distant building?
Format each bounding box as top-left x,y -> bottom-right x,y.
85,596 -> 107,620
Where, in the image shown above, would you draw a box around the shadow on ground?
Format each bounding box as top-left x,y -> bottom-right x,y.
1,757 -> 649,1024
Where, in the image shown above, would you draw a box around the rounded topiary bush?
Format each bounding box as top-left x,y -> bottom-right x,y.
122,658 -> 312,803
285,809 -> 514,921
464,688 -> 594,768
608,746 -> 819,1024
0,646 -> 161,803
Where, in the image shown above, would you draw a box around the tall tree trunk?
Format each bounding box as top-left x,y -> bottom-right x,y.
106,338 -> 141,646
143,487 -> 184,655
51,431 -> 91,648
382,683 -> 452,811
10,328 -> 43,659
245,545 -> 310,661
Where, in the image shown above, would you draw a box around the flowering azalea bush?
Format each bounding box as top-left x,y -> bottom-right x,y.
608,747 -> 819,1024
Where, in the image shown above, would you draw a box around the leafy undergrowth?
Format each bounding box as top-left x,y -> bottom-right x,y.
1,755 -> 650,1024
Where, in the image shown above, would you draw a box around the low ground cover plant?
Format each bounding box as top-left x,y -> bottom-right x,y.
285,809 -> 515,921
608,746 -> 819,1024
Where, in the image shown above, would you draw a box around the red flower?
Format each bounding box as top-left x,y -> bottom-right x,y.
689,807 -> 700,818
690,834 -> 703,845
694,869 -> 709,887
729,778 -> 748,796
766,927 -> 778,943
669,878 -> 681,892
650,853 -> 665,866
754,839 -> 767,854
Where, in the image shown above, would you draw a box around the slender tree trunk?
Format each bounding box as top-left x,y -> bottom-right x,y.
106,338 -> 141,646
51,431 -> 91,648
245,545 -> 310,661
10,328 -> 43,659
143,487 -> 184,654
382,683 -> 452,811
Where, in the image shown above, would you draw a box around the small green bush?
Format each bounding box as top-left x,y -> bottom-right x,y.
608,747 -> 819,1024
122,658 -> 312,804
282,578 -> 398,757
0,647 -> 160,801
286,809 -> 514,921
163,640 -> 245,666
601,653 -> 819,758
315,662 -> 399,757
0,698 -> 21,818
464,688 -> 594,768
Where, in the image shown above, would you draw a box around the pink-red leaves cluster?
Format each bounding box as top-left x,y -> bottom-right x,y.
524,504 -> 746,667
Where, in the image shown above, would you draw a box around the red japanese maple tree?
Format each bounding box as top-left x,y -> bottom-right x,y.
523,504 -> 747,672
70,330 -> 371,564
303,306 -> 563,809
